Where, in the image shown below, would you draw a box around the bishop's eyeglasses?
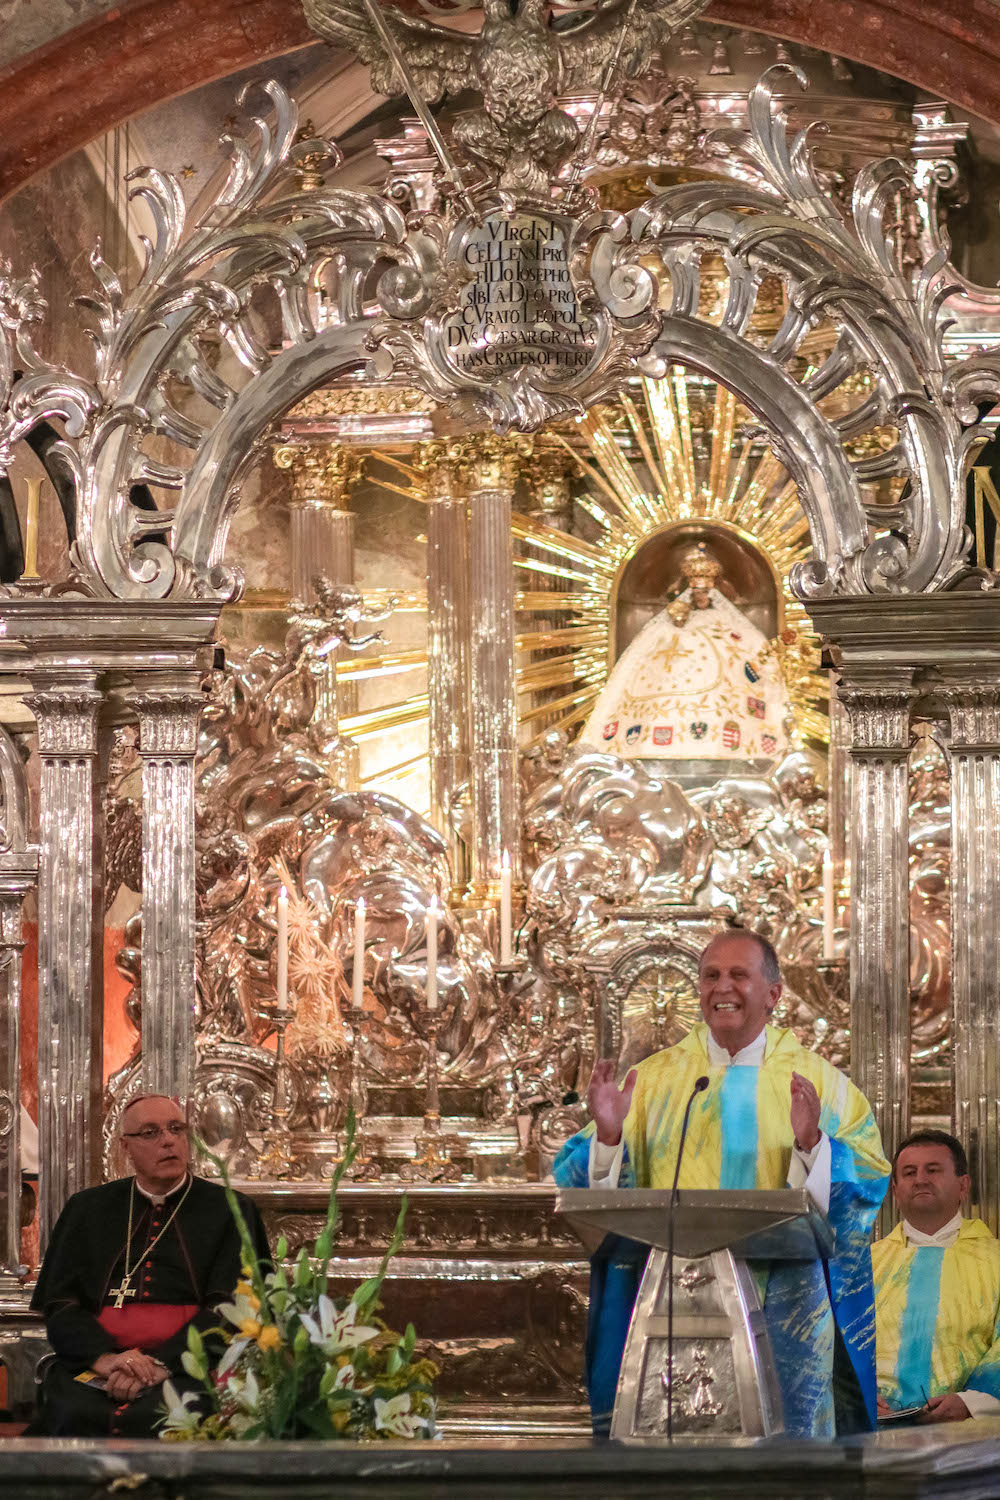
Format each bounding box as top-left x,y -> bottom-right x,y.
122,1123 -> 190,1142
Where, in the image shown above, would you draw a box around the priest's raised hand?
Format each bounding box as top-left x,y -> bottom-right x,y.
586,1058 -> 638,1147
554,930 -> 890,1441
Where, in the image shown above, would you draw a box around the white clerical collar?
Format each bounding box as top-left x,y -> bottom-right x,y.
706,1028 -> 767,1068
135,1171 -> 190,1207
902,1211 -> 963,1248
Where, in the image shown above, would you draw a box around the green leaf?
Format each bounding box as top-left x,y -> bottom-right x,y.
300,1406 -> 338,1440
275,1235 -> 288,1261
193,1135 -> 268,1306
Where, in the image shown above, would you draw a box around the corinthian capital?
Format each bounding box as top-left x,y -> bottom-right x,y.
453,433 -> 535,493
132,689 -> 207,757
940,680 -> 1000,750
522,442 -> 575,521
272,441 -> 365,508
26,686 -> 102,756
412,439 -> 468,499
837,677 -> 916,754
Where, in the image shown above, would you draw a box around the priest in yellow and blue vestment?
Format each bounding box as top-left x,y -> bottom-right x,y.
554,930 -> 890,1438
873,1130 -> 1000,1423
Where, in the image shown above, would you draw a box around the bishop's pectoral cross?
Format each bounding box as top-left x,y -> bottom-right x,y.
109,1279 -> 136,1310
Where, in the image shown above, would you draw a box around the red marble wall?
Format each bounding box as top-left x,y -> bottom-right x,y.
19,923 -> 137,1270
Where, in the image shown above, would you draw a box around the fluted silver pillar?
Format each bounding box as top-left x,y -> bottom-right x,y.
26,682 -> 104,1246
942,680 -> 1000,1232
0,859 -> 37,1284
838,675 -> 915,1172
0,724 -> 35,1285
133,687 -> 205,1105
273,440 -> 363,787
419,442 -> 471,892
827,674 -> 851,889
463,436 -> 532,903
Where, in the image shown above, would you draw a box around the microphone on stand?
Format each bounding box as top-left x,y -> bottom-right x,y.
666,1074 -> 710,1442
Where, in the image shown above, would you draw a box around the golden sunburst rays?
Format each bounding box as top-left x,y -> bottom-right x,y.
528,372 -> 828,747
336,372 -> 830,814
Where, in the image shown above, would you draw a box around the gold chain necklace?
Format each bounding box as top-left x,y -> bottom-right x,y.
108,1176 -> 194,1310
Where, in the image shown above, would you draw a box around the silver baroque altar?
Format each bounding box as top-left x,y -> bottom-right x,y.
0,0 -> 998,1428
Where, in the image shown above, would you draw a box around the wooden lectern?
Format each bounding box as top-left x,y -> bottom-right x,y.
556,1188 -> 834,1441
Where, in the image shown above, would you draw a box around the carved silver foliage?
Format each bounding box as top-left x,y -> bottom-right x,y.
0,83 -> 411,603
0,62 -> 997,601
612,64 -> 1000,597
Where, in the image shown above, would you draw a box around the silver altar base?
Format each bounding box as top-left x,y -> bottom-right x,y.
613,1249 -> 781,1440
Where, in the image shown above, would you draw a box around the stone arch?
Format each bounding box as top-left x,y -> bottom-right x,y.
0,73 -> 993,606
4,0 -> 1000,203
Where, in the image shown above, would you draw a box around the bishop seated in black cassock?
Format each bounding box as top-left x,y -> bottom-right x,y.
30,1093 -> 270,1437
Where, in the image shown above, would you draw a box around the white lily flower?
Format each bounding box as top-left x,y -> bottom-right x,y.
160,1379 -> 202,1436
217,1336 -> 250,1377
299,1295 -> 378,1356
216,1286 -> 261,1331
227,1367 -> 261,1414
373,1392 -> 428,1439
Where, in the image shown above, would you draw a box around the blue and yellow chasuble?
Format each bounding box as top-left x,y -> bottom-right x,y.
873,1219 -> 1000,1409
554,1024 -> 890,1437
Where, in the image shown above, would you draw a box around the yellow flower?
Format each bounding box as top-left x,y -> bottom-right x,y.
235,1280 -> 259,1308
238,1318 -> 262,1339
256,1324 -> 283,1352
331,1408 -> 351,1432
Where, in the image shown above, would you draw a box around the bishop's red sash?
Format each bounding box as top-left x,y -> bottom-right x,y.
97,1303 -> 198,1351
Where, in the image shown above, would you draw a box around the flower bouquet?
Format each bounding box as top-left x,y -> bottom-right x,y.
161,1117 -> 438,1441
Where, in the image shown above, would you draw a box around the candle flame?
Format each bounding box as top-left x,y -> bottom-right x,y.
501,849 -> 511,870
357,896 -> 365,914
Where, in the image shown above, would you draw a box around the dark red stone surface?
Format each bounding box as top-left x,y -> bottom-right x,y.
1,0 -> 1000,202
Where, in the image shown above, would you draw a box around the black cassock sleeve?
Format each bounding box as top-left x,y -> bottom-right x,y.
31,1195 -> 119,1372
149,1191 -> 272,1372
31,1180 -> 272,1375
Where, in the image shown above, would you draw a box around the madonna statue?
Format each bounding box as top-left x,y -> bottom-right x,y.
580,543 -> 790,775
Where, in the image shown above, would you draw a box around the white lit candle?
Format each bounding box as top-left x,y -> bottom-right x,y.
822,850 -> 835,962
353,897 -> 366,1009
276,886 -> 288,1007
500,849 -> 513,964
426,896 -> 438,1012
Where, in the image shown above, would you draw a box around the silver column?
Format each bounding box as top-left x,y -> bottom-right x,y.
273,440 -> 364,786
941,679 -> 1000,1232
418,441 -> 470,893
133,687 -> 205,1106
0,847 -> 36,1286
25,681 -> 104,1246
837,674 -> 915,1171
462,435 -> 532,904
827,674 -> 851,890
273,441 -> 364,603
0,726 -> 35,1285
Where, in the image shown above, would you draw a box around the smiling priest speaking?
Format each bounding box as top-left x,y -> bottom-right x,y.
29,1094 -> 270,1437
554,930 -> 891,1439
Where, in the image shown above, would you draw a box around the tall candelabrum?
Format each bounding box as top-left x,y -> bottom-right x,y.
401,1011 -> 463,1182
342,991 -> 381,1182
256,996 -> 299,1179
